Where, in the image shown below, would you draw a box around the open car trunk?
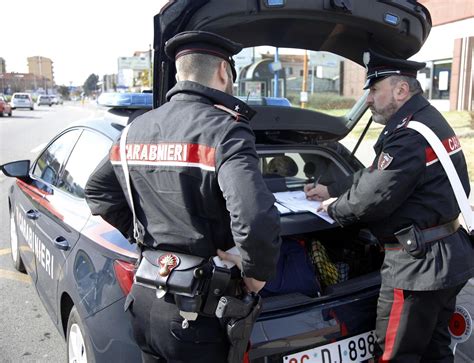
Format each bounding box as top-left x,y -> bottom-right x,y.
257,139 -> 383,302
249,141 -> 383,361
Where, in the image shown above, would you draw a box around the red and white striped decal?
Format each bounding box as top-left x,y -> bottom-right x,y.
425,135 -> 462,166
110,143 -> 216,171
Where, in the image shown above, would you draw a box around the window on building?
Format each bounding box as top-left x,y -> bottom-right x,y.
432,60 -> 451,100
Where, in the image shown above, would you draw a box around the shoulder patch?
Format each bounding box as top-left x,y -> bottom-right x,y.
214,104 -> 241,121
377,152 -> 394,170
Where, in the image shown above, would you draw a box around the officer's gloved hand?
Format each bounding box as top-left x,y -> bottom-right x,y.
217,249 -> 266,293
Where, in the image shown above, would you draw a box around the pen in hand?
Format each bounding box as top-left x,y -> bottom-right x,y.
312,174 -> 322,189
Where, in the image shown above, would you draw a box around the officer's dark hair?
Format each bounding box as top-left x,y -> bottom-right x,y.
176,53 -> 226,85
390,75 -> 423,96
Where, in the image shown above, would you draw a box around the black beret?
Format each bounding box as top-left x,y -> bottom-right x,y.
164,31 -> 243,81
363,49 -> 426,89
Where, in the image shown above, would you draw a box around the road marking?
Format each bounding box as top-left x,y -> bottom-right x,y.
0,269 -> 31,283
31,143 -> 47,154
0,248 -> 12,256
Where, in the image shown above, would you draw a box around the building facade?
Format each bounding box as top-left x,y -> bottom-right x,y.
27,56 -> 54,87
0,58 -> 6,74
0,72 -> 51,94
342,0 -> 474,111
117,51 -> 152,91
102,74 -> 118,92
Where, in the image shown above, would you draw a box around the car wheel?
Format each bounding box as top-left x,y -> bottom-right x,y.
30,107 -> 34,110
67,306 -> 94,363
8,111 -> 12,117
10,209 -> 26,272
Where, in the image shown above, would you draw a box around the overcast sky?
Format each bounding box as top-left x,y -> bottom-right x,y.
3,0 -> 167,86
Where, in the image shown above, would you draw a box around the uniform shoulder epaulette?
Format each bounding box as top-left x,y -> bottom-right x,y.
214,104 -> 242,121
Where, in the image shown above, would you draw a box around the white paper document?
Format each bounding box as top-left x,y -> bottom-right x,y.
274,191 -> 335,224
212,246 -> 240,269
275,202 -> 292,214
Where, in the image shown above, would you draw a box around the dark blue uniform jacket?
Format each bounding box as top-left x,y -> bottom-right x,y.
85,81 -> 281,281
328,93 -> 474,290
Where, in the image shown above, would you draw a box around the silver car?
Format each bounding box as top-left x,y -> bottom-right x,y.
37,95 -> 53,106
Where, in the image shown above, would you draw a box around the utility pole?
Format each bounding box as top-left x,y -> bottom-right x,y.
148,44 -> 153,88
274,47 -> 279,97
301,50 -> 308,108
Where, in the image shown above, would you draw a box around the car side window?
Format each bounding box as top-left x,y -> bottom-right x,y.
57,129 -> 113,198
33,130 -> 82,185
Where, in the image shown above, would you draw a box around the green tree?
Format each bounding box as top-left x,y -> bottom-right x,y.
83,74 -> 99,96
139,70 -> 152,88
57,85 -> 70,99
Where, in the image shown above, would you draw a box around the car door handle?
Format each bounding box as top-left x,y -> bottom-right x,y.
53,236 -> 69,251
26,209 -> 40,220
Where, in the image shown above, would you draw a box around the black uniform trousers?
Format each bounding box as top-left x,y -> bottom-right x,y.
126,283 -> 229,363
375,282 -> 466,362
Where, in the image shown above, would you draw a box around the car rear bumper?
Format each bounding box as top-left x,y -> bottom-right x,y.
249,288 -> 379,361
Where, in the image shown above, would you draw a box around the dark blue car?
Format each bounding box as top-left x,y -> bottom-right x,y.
3,1 -> 472,362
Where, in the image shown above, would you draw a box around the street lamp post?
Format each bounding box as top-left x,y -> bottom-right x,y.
148,44 -> 153,88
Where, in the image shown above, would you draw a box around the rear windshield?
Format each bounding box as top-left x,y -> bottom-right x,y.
235,47 -> 364,117
14,94 -> 30,99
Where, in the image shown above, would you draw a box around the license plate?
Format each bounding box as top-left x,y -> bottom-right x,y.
283,331 -> 375,363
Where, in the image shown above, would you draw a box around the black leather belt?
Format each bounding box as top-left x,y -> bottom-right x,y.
421,219 -> 460,243
384,219 -> 460,247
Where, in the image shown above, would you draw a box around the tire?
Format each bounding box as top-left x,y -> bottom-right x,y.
10,208 -> 26,272
67,306 -> 94,363
8,111 -> 12,117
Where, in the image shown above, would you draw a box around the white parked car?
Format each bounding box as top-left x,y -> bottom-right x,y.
11,93 -> 34,110
50,95 -> 63,105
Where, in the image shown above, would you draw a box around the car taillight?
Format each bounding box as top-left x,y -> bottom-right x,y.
113,260 -> 135,295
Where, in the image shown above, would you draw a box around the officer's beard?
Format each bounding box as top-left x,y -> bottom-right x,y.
370,96 -> 398,125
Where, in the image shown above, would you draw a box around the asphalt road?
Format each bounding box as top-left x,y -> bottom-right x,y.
0,102 -> 105,362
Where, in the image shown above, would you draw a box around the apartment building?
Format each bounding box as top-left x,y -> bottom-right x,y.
27,56 -> 54,87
